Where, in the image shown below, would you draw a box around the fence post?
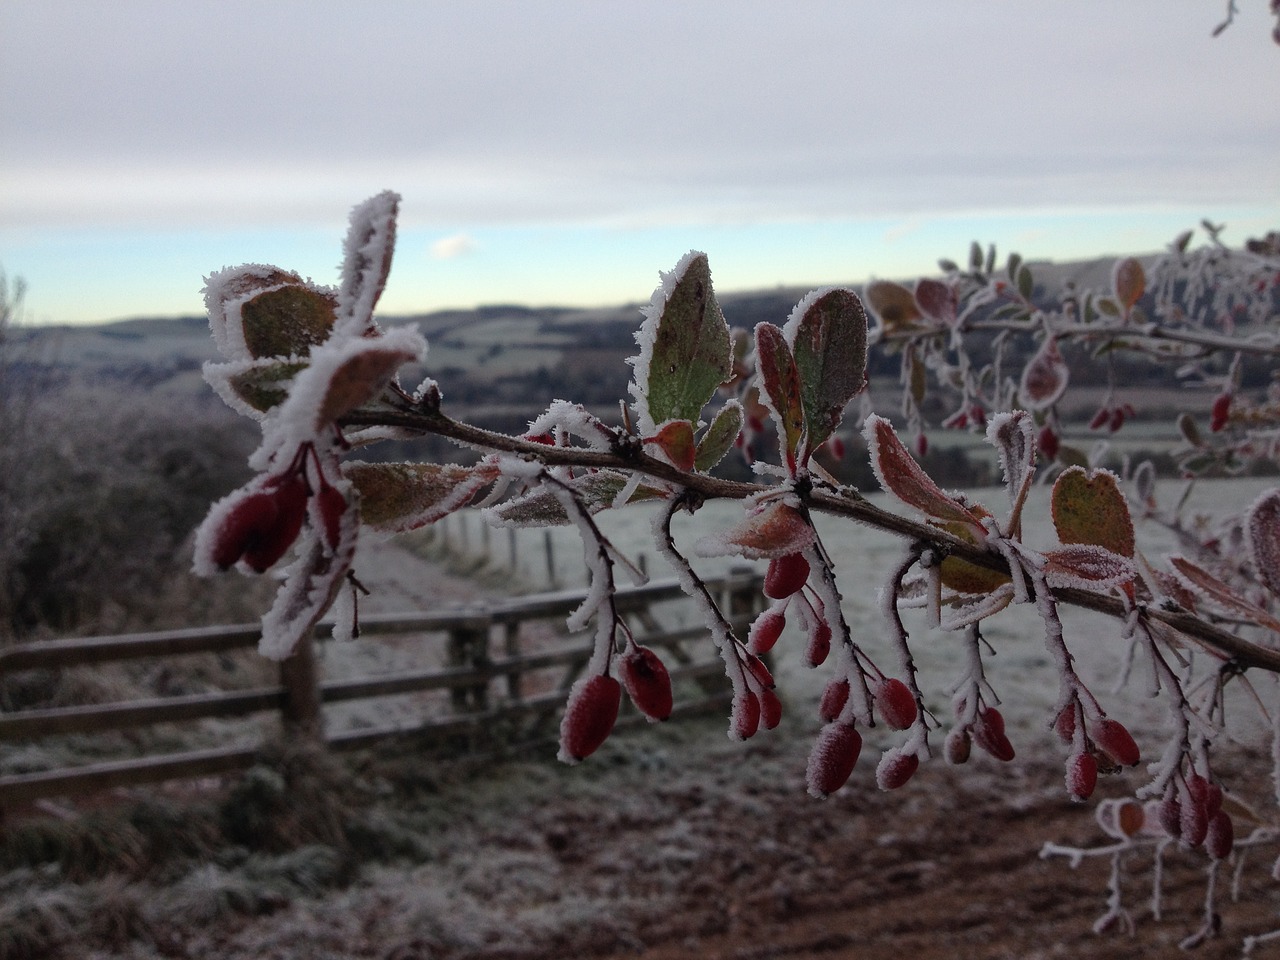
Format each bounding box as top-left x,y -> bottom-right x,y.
448,610 -> 492,713
279,634 -> 324,739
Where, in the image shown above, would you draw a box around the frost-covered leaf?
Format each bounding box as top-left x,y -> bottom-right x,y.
239,283 -> 338,360
754,322 -> 805,472
1248,490 -> 1280,598
987,411 -> 1036,538
784,288 -> 868,460
914,278 -> 956,325
489,471 -> 663,527
1051,467 -> 1135,558
1043,544 -> 1135,589
336,191 -> 399,337
222,359 -> 309,414
694,500 -> 815,560
629,251 -> 732,434
1019,336 -> 1069,411
202,358 -> 307,418
864,280 -> 922,332
645,419 -> 696,471
1112,256 -> 1146,311
204,265 -> 337,361
863,414 -> 983,528
343,461 -> 498,532
316,328 -> 425,425
695,400 -> 743,472
1170,556 -> 1280,634
936,512 -> 1010,594
1016,263 -> 1034,300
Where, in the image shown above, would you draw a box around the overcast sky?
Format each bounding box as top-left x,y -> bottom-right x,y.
1,1 -> 1277,325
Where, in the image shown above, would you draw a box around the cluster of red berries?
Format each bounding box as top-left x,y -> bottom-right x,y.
1101,770 -> 1234,861
1053,705 -> 1141,802
807,675 -> 919,797
212,444 -> 348,573
558,641 -> 675,762
946,703 -> 1015,766
941,404 -> 988,432
1088,402 -> 1135,433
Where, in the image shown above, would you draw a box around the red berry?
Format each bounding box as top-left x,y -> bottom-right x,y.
973,707 -> 1015,762
876,749 -> 920,791
620,645 -> 673,721
1108,407 -> 1125,432
1157,793 -> 1183,839
212,491 -> 281,570
914,433 -> 928,458
760,688 -> 783,730
1206,810 -> 1234,861
1037,425 -> 1060,461
764,552 -> 810,600
731,690 -> 761,741
1210,392 -> 1231,432
1066,752 -> 1098,802
1181,795 -> 1209,848
744,654 -> 775,690
806,723 -> 862,798
1053,704 -> 1076,745
819,678 -> 850,723
805,620 -> 832,667
558,674 -> 621,763
748,608 -> 785,654
945,728 -> 971,765
1089,407 -> 1110,430
1116,800 -> 1145,837
875,678 -> 918,730
1093,718 -> 1140,767
315,482 -> 348,550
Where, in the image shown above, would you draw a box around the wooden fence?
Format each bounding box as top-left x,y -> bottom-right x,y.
0,568 -> 763,811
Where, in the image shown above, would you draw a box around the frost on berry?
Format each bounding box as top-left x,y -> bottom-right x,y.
1053,704 -> 1077,745
748,607 -> 786,654
760,688 -> 784,730
198,473 -> 309,575
1206,810 -> 1234,861
558,674 -> 622,763
730,690 -> 761,741
1093,718 -> 1140,768
1066,752 -> 1098,802
1181,795 -> 1209,849
1209,391 -> 1231,432
805,619 -> 832,667
806,723 -> 863,798
945,728 -> 971,765
1157,792 -> 1183,840
819,678 -> 851,723
1247,488 -> 1280,599
874,678 -> 918,731
620,645 -> 673,722
764,552 -> 810,600
744,654 -> 775,690
972,707 -> 1015,762
875,748 -> 920,791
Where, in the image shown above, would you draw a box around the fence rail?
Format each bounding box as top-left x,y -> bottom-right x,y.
0,569 -> 762,810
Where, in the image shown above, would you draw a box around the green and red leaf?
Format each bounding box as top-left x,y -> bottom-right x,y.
343,461 -> 499,532
694,500 -> 816,560
1051,467 -> 1135,558
785,288 -> 868,461
695,401 -> 744,472
863,414 -> 984,529
754,322 -> 806,472
630,252 -> 732,433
